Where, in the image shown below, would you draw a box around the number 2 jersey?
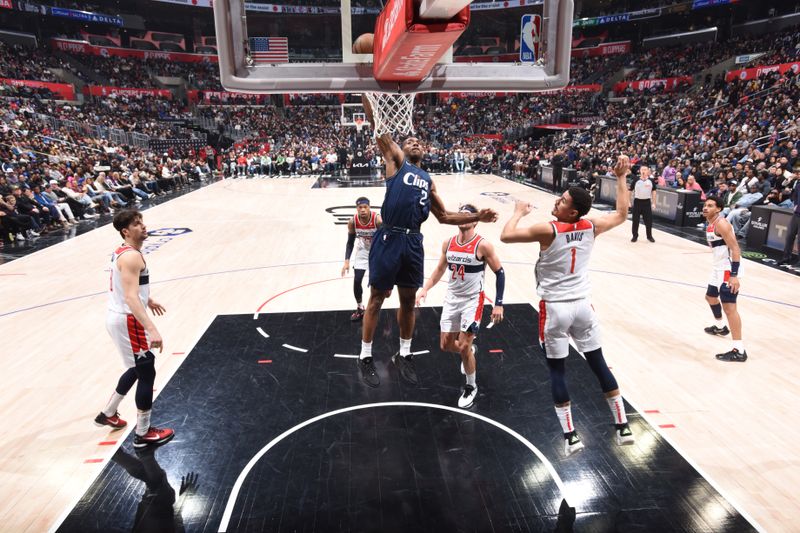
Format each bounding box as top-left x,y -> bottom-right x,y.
535,220 -> 595,302
381,159 -> 431,231
446,234 -> 485,299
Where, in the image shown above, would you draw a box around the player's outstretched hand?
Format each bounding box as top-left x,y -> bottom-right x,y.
491,305 -> 504,324
148,299 -> 166,316
415,288 -> 427,307
513,200 -> 533,217
613,155 -> 631,178
341,260 -> 350,277
478,208 -> 498,223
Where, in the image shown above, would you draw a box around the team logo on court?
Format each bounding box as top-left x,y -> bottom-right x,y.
142,227 -> 193,254
741,251 -> 766,259
480,191 -> 514,204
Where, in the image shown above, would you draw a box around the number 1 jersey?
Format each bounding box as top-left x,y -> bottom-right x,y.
535,220 -> 595,301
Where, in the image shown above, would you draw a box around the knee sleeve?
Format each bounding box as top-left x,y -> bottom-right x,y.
354,269 -> 366,303
585,348 -> 618,393
134,351 -> 156,410
706,284 -> 719,298
115,367 -> 138,395
546,358 -> 570,404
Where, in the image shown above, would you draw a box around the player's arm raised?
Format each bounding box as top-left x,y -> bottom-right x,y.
500,200 -> 555,244
416,239 -> 449,306
361,95 -> 404,177
430,181 -> 498,225
479,239 -> 505,324
119,252 -> 163,352
342,218 -> 355,277
716,217 -> 742,294
589,154 -> 631,235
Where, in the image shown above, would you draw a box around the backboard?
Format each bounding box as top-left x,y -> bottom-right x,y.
213,0 -> 573,94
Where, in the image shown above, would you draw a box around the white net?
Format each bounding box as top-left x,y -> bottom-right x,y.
364,92 -> 416,137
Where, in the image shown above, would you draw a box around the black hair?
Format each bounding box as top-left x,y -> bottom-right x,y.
567,187 -> 592,218
705,196 -> 724,210
113,209 -> 142,239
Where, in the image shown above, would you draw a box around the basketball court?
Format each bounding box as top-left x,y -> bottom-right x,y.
0,174 -> 798,532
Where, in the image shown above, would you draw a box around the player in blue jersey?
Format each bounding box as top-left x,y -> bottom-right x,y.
356,96 -> 498,387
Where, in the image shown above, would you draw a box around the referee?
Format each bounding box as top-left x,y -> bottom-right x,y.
630,165 -> 656,243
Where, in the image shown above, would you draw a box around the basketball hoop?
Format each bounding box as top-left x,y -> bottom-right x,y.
354,117 -> 365,133
364,92 -> 415,137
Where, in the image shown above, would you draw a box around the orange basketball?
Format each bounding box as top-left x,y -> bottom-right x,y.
352,33 -> 374,54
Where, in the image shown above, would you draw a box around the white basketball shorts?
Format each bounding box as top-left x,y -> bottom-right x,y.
106,311 -> 150,368
440,291 -> 485,334
538,298 -> 601,359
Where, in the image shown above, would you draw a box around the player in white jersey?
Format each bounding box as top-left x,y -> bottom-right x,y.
416,204 -> 505,408
341,197 -> 382,321
500,155 -> 635,457
701,196 -> 746,362
95,209 -> 174,449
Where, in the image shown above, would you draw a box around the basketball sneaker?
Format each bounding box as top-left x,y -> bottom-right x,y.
564,431 -> 585,457
133,426 -> 175,448
392,352 -> 418,385
94,411 -> 127,429
350,307 -> 365,322
615,423 -> 635,446
704,325 -> 730,336
458,384 -> 477,409
357,357 -> 380,387
715,348 -> 748,362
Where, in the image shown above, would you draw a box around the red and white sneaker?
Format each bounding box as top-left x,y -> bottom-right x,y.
350,307 -> 365,321
133,426 -> 175,448
94,411 -> 127,429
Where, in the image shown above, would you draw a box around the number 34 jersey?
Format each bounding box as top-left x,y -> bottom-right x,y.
446,234 -> 485,299
535,220 -> 595,302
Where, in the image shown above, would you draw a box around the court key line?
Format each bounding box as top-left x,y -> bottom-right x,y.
216,401 -> 568,532
3,259 -> 798,319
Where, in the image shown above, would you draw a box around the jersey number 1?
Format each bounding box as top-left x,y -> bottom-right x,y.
569,248 -> 576,274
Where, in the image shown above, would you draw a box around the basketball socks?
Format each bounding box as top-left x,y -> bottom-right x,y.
555,405 -> 575,434
103,392 -> 125,417
466,372 -> 476,387
359,341 -> 372,360
606,394 -> 628,425
136,409 -> 152,436
399,338 -> 412,358
732,340 -> 744,352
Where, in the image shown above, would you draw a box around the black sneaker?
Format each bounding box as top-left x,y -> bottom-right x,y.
563,430 -> 585,456
631,236 -> 638,242
647,236 -> 655,243
357,357 -> 380,387
716,348 -> 748,362
704,325 -> 730,336
350,308 -> 365,322
392,352 -> 418,385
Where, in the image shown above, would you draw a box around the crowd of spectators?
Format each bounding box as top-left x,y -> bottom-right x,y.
0,41 -> 69,83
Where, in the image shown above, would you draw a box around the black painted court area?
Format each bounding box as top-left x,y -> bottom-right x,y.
59,304 -> 755,532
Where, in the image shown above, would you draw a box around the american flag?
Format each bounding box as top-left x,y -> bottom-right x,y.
249,37 -> 289,64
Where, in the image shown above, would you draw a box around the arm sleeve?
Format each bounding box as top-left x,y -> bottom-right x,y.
494,267 -> 505,306
345,233 -> 356,260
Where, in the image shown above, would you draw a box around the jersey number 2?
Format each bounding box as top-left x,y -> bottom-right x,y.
419,190 -> 428,206
450,264 -> 465,281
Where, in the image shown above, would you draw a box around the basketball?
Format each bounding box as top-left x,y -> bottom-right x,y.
352,33 -> 374,54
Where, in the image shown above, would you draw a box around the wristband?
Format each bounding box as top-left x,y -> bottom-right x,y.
730,261 -> 739,277
494,267 -> 505,306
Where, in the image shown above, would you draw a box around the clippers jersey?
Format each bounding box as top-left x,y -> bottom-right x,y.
381,160 -> 431,230
536,220 -> 594,301
108,244 -> 149,314
354,211 -> 378,252
445,234 -> 485,299
706,216 -> 732,271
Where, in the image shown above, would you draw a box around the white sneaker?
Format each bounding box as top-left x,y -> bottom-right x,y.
15,232 -> 25,241
615,423 -> 635,446
458,384 -> 477,408
564,431 -> 585,457
27,229 -> 40,238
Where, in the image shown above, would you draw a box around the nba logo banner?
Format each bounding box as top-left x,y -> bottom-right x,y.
519,14 -> 541,63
